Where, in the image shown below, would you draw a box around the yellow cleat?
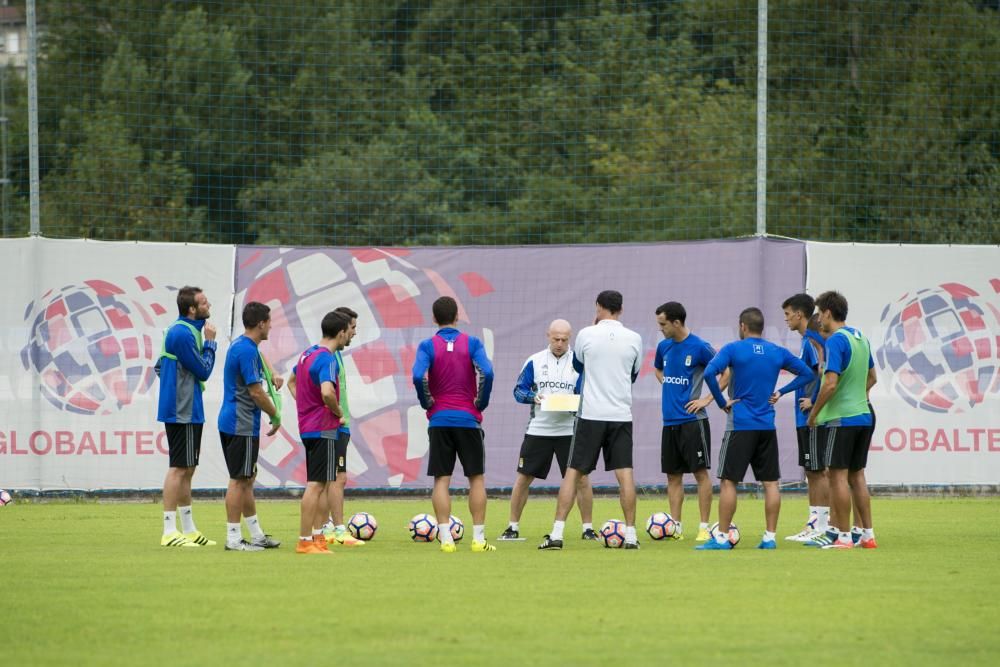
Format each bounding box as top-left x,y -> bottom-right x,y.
183,531 -> 217,546
161,531 -> 199,547
440,542 -> 458,553
330,529 -> 366,547
695,528 -> 711,542
471,541 -> 497,553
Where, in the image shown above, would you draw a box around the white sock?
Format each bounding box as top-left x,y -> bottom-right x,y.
862,528 -> 875,540
299,536 -> 312,542
226,522 -> 241,545
473,525 -> 485,543
816,507 -> 830,531
715,529 -> 729,545
245,515 -> 265,539
335,524 -> 346,532
839,531 -> 852,544
808,505 -> 819,519
582,522 -> 593,531
763,531 -> 776,542
312,528 -> 322,537
178,505 -> 196,533
675,521 -> 683,536
438,523 -> 454,545
699,522 -> 709,531
624,525 -> 637,544
509,521 -> 520,532
551,520 -> 565,541
163,511 -> 177,536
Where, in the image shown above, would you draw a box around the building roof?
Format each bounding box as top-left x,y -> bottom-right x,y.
0,6 -> 24,25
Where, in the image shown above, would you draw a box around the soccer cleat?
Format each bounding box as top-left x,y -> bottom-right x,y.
581,528 -> 598,541
183,530 -> 216,546
802,531 -> 836,548
859,537 -> 878,549
822,540 -> 854,550
225,540 -> 265,552
161,531 -> 199,548
499,526 -> 520,540
696,539 -> 733,551
250,534 -> 281,549
296,540 -> 328,555
670,532 -> 686,541
757,539 -> 777,550
329,529 -> 365,547
695,528 -> 711,542
785,528 -> 815,542
313,536 -> 331,552
440,542 -> 458,553
624,541 -> 640,550
471,540 -> 497,553
538,535 -> 563,550
322,525 -> 338,542
851,530 -> 863,545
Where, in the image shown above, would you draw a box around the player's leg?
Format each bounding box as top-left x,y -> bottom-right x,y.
575,474 -> 595,538
541,420 -> 601,549
667,472 -> 684,522
427,427 -> 458,551
607,422 -> 637,547
468,474 -> 494,551
176,424 -> 211,545
504,473 -> 533,538
326,433 -> 363,546
298,481 -> 323,554
822,426 -> 855,549
455,428 -> 493,551
697,430 -> 746,550
849,422 -> 876,547
162,423 -> 197,545
662,426 -> 686,527
505,434 -> 548,538
614,467 -> 638,539
692,419 -> 713,540
750,431 -> 781,549
693,468 -> 713,540
220,433 -> 260,551
238,438 -> 277,549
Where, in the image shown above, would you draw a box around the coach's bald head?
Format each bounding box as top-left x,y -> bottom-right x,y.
547,319 -> 572,357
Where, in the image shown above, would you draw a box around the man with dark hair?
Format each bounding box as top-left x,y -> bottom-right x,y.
540,290 -> 643,550
287,310 -> 352,555
413,296 -> 496,553
318,305 -> 364,547
776,293 -> 830,541
218,301 -> 282,552
698,307 -> 815,551
501,319 -> 595,541
156,286 -> 217,547
807,291 -> 878,550
653,301 -> 727,542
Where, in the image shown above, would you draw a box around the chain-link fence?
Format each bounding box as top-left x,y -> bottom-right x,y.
1,1 -> 998,245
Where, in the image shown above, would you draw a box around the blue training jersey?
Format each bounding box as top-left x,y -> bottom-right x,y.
218,335 -> 264,436
822,326 -> 874,427
653,333 -> 716,425
793,331 -> 822,428
705,337 -> 816,431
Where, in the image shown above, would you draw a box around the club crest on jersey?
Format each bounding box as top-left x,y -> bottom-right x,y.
685,355 -> 692,367
752,344 -> 764,355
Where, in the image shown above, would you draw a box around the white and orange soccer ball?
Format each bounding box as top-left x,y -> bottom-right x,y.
408,513 -> 438,542
0,490 -> 12,506
600,519 -> 626,548
348,512 -> 378,541
645,512 -> 677,540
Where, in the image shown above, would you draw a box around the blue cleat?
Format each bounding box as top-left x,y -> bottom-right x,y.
756,539 -> 777,550
696,539 -> 733,551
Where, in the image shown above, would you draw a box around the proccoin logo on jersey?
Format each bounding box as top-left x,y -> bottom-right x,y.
20,277 -> 168,416
663,377 -> 689,386
875,281 -> 1000,414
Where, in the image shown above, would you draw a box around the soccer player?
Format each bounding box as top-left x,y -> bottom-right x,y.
287,311 -> 352,555
653,301 -> 727,542
412,296 -> 496,553
501,319 -> 595,541
218,301 -> 282,552
697,307 -> 815,551
318,306 -> 365,547
776,294 -> 830,541
806,291 -> 878,550
539,290 -> 643,550
156,286 -> 218,547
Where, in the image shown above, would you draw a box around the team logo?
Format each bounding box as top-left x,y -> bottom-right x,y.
752,344 -> 764,355
875,281 -> 1000,414
236,248 -> 495,488
684,354 -> 692,367
20,278 -> 168,415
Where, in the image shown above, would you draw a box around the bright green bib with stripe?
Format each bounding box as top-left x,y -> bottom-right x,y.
817,327 -> 871,423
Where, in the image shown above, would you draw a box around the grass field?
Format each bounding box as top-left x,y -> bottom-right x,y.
2,494 -> 998,666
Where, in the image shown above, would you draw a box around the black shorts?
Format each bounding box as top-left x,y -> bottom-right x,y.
335,432 -> 349,474
428,427 -> 485,478
517,434 -> 573,479
823,425 -> 872,472
164,423 -> 203,468
220,432 -> 260,480
796,426 -> 827,472
568,419 -> 633,474
302,437 -> 337,483
718,430 -> 780,482
661,420 -> 711,474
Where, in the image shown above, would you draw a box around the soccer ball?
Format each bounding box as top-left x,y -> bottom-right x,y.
709,521 -> 741,547
347,512 -> 378,541
437,515 -> 464,542
408,513 -> 438,542
600,519 -> 626,548
645,512 -> 677,540
0,490 -> 11,506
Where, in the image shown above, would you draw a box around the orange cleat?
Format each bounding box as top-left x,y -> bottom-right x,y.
859,537 -> 878,549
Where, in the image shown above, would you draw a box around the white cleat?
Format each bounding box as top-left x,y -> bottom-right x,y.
785,528 -> 818,542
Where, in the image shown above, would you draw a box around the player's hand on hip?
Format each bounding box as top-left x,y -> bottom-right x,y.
806,413 -> 817,429
723,398 -> 740,413
768,391 -> 781,405
685,397 -> 710,413
272,376 -> 284,390
798,397 -> 813,412
203,322 -> 217,341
